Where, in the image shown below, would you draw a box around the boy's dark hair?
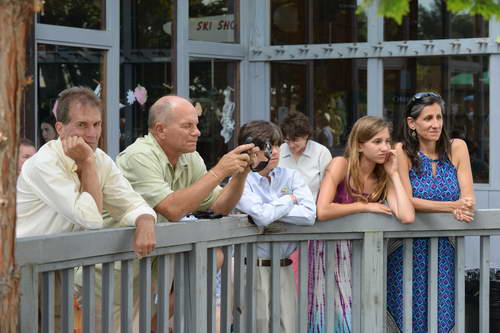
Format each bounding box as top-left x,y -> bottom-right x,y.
55,86 -> 102,124
19,138 -> 35,148
281,111 -> 311,139
238,120 -> 282,149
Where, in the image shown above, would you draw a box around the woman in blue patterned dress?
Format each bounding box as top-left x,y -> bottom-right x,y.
387,92 -> 475,332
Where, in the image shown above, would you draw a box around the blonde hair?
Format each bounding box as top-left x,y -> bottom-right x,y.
344,116 -> 391,202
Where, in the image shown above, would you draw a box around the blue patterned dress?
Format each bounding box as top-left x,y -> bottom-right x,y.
386,152 -> 460,333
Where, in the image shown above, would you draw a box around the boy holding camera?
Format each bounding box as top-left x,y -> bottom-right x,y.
236,120 -> 316,333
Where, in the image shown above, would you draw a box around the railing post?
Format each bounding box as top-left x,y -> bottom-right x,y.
221,245 -> 233,333
188,242 -> 208,332
245,243 -> 257,332
480,236 -> 490,333
174,253 -> 186,333
19,265 -> 38,333
361,232 -> 384,333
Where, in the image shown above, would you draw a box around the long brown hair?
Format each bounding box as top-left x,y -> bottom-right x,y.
344,116 -> 390,202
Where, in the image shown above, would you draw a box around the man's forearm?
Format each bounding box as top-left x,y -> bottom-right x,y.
211,172 -> 248,215
155,171 -> 222,221
79,159 -> 103,213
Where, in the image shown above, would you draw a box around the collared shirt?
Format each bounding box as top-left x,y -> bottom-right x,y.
279,140 -> 332,199
236,167 -> 316,258
16,139 -> 156,237
116,134 -> 221,222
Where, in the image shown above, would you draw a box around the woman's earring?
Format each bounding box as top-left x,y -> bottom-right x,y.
411,129 -> 416,137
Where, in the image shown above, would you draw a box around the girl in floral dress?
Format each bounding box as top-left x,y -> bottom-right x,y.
313,116 -> 415,332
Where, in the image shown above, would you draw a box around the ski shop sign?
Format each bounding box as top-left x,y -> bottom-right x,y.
163,15 -> 235,43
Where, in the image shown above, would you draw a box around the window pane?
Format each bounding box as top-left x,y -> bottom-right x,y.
384,0 -> 488,41
271,62 -> 307,125
37,0 -> 105,30
189,0 -> 237,43
384,56 -> 489,183
271,0 -> 367,45
313,59 -> 367,155
189,58 -> 238,169
271,60 -> 367,156
37,44 -> 104,145
120,0 -> 174,151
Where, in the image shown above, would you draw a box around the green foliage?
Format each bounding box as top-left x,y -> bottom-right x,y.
447,0 -> 500,19
358,0 -> 500,24
377,0 -> 410,24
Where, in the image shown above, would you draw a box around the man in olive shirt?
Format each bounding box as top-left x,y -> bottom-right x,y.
117,95 -> 254,222
116,96 -> 255,328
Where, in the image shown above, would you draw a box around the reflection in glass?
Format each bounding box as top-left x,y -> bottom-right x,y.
271,62 -> 307,125
189,0 -> 237,43
384,56 -> 489,183
120,0 -> 174,151
37,0 -> 104,30
271,0 -> 367,45
190,58 -> 238,169
271,60 -> 367,156
37,44 -> 104,145
384,0 -> 488,41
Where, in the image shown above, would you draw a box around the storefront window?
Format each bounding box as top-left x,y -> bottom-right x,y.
37,0 -> 105,30
189,58 -> 238,169
384,0 -> 488,41
37,44 -> 104,146
384,55 -> 489,183
271,59 -> 367,156
188,0 -> 238,43
271,62 -> 307,125
271,0 -> 367,45
119,0 -> 174,150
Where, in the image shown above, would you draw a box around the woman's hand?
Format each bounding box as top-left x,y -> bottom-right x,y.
383,150 -> 398,177
452,197 -> 475,222
361,202 -> 393,215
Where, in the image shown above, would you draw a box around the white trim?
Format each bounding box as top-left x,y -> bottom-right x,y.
104,0 -> 120,158
36,24 -> 112,49
188,41 -> 245,59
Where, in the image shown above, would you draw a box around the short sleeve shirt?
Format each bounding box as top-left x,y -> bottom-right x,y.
116,134 -> 222,222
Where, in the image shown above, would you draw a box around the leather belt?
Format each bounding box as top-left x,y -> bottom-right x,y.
244,258 -> 293,267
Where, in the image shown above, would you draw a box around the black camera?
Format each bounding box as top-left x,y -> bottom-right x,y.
244,136 -> 272,172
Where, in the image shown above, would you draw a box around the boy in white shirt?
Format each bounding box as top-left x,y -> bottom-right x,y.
236,120 -> 316,333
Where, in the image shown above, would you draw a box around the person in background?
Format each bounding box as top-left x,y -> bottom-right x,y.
236,120 -> 316,333
280,111 -> 332,199
17,138 -> 36,175
40,115 -> 58,144
278,111 -> 332,310
387,92 -> 475,333
316,116 -> 414,333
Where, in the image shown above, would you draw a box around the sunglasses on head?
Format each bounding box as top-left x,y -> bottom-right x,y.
407,92 -> 441,115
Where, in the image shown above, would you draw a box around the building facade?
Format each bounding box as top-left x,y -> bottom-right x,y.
23,0 -> 500,210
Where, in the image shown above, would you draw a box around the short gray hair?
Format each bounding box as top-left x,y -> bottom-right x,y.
148,99 -> 173,129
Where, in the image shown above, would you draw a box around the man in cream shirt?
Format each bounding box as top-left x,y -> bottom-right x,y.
16,86 -> 157,331
17,86 -> 156,248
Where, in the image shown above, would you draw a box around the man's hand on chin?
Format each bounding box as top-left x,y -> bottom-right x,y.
134,215 -> 156,258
